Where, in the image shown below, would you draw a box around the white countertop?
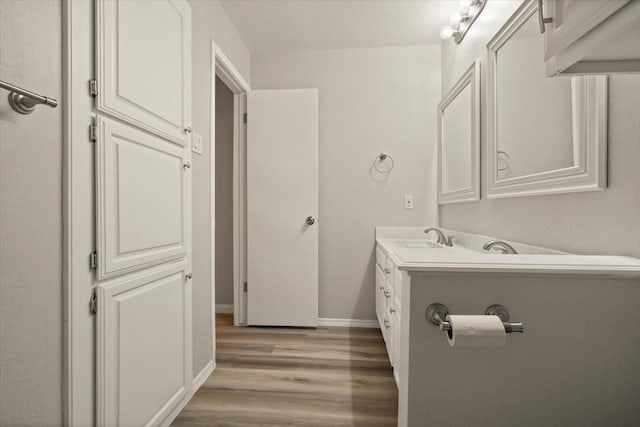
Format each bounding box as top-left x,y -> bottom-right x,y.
376,229 -> 640,278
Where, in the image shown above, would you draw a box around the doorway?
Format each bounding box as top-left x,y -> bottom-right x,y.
210,42 -> 250,330
214,76 -> 235,317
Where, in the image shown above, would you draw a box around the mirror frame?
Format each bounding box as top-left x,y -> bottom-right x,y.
487,0 -> 608,199
437,59 -> 481,204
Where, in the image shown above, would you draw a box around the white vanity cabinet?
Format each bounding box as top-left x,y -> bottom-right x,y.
542,0 -> 640,75
375,243 -> 403,387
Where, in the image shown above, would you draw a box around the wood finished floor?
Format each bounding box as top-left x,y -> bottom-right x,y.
172,314 -> 398,427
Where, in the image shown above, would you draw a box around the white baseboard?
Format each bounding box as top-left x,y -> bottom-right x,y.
192,359 -> 215,392
162,360 -> 215,427
215,304 -> 233,314
317,318 -> 379,328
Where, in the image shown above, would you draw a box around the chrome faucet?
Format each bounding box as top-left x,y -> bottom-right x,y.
483,240 -> 518,254
424,227 -> 454,247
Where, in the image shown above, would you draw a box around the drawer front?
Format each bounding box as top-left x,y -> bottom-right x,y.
384,315 -> 393,365
375,264 -> 387,326
386,259 -> 397,290
375,244 -> 387,271
393,268 -> 403,301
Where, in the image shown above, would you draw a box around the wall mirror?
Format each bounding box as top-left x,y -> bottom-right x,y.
438,59 -> 480,204
487,0 -> 607,199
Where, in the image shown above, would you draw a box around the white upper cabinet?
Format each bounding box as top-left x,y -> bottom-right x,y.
96,0 -> 192,145
95,116 -> 189,279
542,0 -> 640,75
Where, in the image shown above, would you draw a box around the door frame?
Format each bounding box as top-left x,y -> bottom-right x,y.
211,41 -> 250,330
63,1 -> 96,424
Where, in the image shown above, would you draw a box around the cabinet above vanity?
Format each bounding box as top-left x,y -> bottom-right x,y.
542,0 -> 640,75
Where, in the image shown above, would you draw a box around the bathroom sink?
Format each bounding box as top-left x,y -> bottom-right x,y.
391,240 -> 442,249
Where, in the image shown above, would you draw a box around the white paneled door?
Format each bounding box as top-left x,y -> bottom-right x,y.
94,1 -> 192,425
247,89 -> 319,327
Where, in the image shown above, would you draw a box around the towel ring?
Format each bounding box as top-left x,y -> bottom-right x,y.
374,153 -> 395,173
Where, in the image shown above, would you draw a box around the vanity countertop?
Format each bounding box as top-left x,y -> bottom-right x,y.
376,228 -> 640,278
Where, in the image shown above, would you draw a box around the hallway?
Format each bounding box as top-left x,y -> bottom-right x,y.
172,315 -> 398,427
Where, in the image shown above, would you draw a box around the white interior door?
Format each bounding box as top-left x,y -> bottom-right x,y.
247,89 -> 319,327
94,1 -> 193,425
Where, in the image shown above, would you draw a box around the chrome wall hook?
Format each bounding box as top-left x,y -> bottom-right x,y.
1,80 -> 58,115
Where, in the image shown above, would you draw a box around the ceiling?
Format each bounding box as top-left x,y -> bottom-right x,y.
220,0 -> 462,54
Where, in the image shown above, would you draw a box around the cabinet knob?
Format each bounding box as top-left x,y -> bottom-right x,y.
384,319 -> 390,329
384,268 -> 391,274
185,272 -> 193,280
305,216 -> 316,226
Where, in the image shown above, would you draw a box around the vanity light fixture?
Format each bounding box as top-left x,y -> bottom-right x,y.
440,0 -> 487,44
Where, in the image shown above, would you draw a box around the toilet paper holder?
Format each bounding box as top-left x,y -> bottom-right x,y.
426,303 -> 524,333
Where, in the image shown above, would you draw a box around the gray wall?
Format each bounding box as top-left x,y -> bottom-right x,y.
440,0 -> 640,257
252,46 -> 441,320
214,77 -> 234,306
405,272 -> 640,426
0,0 -> 63,425
190,0 -> 250,375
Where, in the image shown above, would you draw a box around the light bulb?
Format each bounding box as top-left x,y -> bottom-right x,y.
459,0 -> 473,15
440,26 -> 455,40
449,12 -> 462,25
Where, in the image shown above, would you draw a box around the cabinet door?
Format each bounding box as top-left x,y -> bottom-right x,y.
375,264 -> 386,328
392,306 -> 401,387
96,0 -> 192,145
95,116 -> 188,279
97,264 -> 191,427
544,0 -> 629,59
384,307 -> 393,365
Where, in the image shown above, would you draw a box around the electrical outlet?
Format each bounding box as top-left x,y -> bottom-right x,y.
404,194 -> 414,210
192,132 -> 203,155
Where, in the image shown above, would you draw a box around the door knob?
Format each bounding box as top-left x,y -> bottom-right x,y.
305,216 -> 316,226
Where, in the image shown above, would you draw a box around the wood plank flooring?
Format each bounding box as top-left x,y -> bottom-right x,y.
172,314 -> 398,427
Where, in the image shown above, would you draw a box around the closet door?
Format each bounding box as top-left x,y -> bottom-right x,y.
96,0 -> 192,145
94,1 -> 193,425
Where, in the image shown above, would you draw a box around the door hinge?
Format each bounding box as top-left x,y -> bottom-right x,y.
243,281 -> 248,292
89,251 -> 97,270
89,79 -> 98,97
89,288 -> 97,315
243,113 -> 247,124
89,124 -> 97,142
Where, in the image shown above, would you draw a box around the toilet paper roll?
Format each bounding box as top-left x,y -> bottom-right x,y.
445,315 -> 506,347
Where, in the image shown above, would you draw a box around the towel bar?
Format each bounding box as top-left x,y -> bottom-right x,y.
0,79 -> 58,115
